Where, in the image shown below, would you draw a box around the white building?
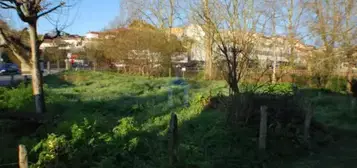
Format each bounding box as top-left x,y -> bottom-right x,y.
85,32 -> 100,39
169,24 -> 314,66
169,25 -> 206,62
39,41 -> 57,50
40,35 -> 84,51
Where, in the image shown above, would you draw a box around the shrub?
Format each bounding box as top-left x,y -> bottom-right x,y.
291,75 -> 347,92
241,83 -> 294,95
291,74 -> 310,87
194,70 -> 205,80
258,83 -> 294,95
325,76 -> 347,93
0,83 -> 33,111
310,75 -> 329,88
32,134 -> 69,168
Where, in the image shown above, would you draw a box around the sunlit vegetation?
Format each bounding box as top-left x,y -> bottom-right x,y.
0,71 -> 356,167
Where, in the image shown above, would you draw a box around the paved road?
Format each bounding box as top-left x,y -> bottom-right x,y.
0,75 -> 25,86
0,69 -> 64,87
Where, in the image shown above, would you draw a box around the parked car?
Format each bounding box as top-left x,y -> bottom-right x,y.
0,63 -> 20,75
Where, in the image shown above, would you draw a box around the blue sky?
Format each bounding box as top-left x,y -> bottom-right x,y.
6,0 -> 120,35
1,0 -> 316,45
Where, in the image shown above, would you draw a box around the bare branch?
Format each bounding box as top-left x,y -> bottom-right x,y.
0,28 -> 8,46
0,2 -> 16,9
0,27 -> 30,64
38,28 -> 62,45
37,2 -> 65,18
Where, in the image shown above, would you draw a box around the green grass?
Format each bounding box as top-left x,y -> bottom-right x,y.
0,71 -> 357,167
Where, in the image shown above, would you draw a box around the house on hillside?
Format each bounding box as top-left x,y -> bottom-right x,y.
40,34 -> 84,51
167,25 -> 206,62
168,24 -> 314,68
85,32 -> 100,39
253,34 -> 315,67
39,33 -> 85,70
84,28 -> 129,40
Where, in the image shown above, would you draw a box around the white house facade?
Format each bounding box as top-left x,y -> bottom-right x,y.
170,24 -> 314,66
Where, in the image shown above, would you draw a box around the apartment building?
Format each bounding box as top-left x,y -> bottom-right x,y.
168,24 -> 314,67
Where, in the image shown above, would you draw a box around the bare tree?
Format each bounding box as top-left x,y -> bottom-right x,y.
307,0 -> 357,89
119,0 -> 185,77
0,0 -> 68,113
190,0 -> 263,95
262,0 -> 279,84
120,0 -> 185,29
262,0 -> 309,83
340,0 -> 357,92
307,49 -> 337,88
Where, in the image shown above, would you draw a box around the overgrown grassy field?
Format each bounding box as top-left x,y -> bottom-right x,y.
1,71 -> 357,167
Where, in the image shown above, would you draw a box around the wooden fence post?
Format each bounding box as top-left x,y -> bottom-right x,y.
65,59 -> 71,70
351,98 -> 356,112
47,61 -> 51,74
18,144 -> 28,168
57,60 -> 60,71
10,74 -> 15,86
259,106 -> 268,150
168,88 -> 173,108
168,112 -> 178,166
23,75 -> 29,87
304,102 -> 313,143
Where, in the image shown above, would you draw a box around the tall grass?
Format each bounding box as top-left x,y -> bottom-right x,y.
0,71 -> 356,167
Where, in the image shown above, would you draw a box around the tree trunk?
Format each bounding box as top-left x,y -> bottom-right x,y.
18,145 -> 28,168
272,60 -> 277,84
229,82 -> 239,96
203,0 -> 213,80
29,22 -> 46,114
204,38 -> 213,80
57,60 -> 60,70
65,59 -> 71,70
93,61 -> 97,71
47,61 -> 51,74
347,63 -> 353,93
169,66 -> 172,77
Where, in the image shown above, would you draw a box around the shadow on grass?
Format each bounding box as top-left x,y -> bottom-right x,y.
210,90 -> 357,168
13,85 -> 191,167
167,89 -> 357,168
2,79 -> 357,167
44,74 -> 74,88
